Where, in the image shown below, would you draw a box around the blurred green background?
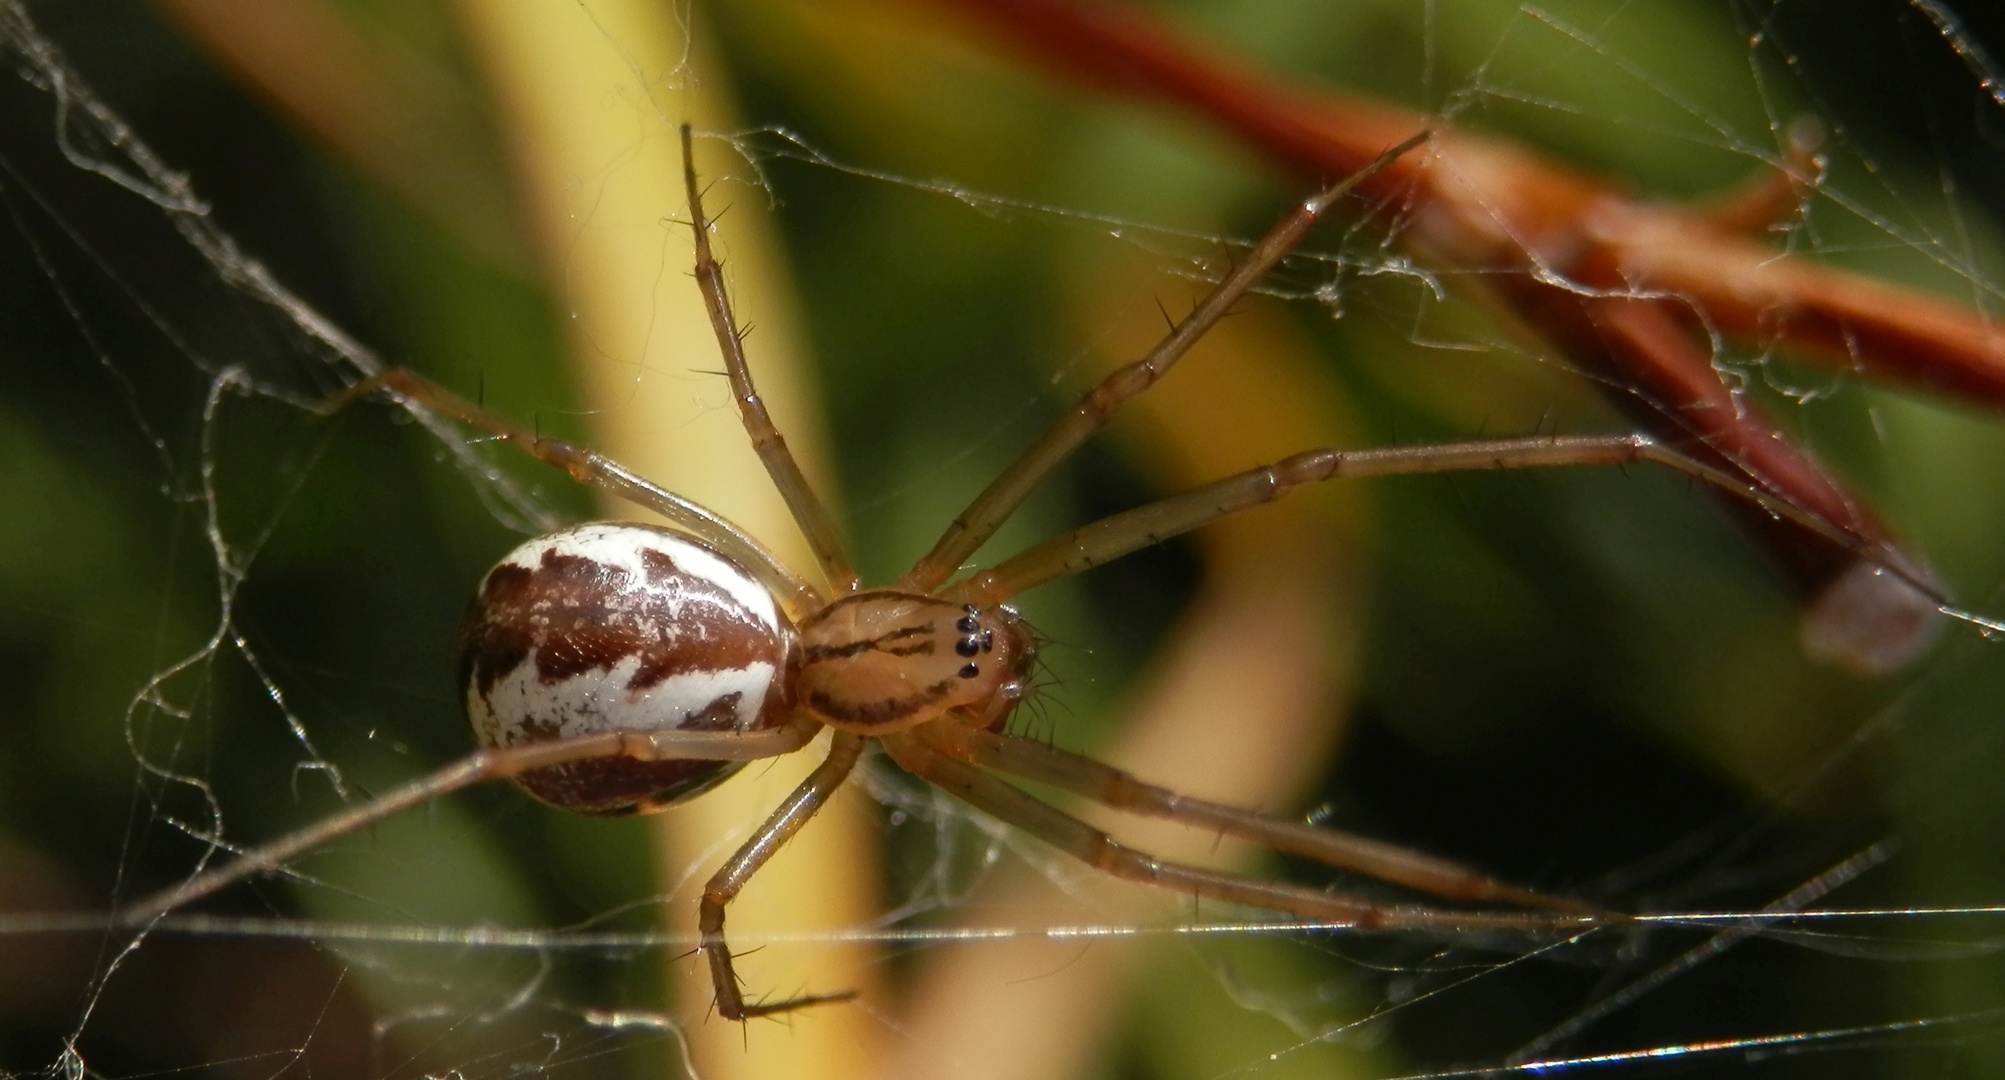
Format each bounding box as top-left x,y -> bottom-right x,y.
4,0 -> 2005,1077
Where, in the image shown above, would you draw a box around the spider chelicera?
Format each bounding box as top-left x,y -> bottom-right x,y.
122,125 -> 1898,1021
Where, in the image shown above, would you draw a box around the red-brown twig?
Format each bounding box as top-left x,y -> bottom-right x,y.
924,0 -> 2003,673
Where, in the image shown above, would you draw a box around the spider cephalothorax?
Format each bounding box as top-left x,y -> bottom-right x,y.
796,592 -> 1034,734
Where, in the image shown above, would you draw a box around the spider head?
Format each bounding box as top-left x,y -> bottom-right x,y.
796,592 -> 1034,734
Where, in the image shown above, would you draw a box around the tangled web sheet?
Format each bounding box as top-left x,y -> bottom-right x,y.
4,1 -> 2005,1078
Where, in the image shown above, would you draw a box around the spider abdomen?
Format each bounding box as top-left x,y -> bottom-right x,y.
459,523 -> 797,814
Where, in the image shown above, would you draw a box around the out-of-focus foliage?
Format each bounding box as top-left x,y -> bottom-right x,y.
3,1 -> 2005,1078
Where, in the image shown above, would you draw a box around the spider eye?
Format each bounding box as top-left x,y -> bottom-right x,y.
959,663 -> 980,679
955,636 -> 981,656
955,615 -> 979,633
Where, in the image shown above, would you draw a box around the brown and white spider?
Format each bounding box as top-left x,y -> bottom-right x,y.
121,125 -> 1894,1021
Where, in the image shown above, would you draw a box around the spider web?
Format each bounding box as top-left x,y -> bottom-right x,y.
3,1 -> 2005,1078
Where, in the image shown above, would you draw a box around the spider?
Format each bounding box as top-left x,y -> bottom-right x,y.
120,125 -> 1901,1021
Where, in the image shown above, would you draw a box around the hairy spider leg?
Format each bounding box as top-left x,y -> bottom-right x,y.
917,723 -> 1599,914
682,125 -> 860,594
883,733 -> 1606,934
321,367 -> 824,616
701,733 -> 868,1020
945,434 -> 1923,606
898,129 -> 1432,593
119,720 -> 820,926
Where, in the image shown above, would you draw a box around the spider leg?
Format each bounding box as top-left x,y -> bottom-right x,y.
920,724 -> 1597,914
898,130 -> 1430,593
121,719 -> 819,927
679,125 -> 860,594
882,733 -> 1604,933
1694,115 -> 1825,235
947,433 -> 1928,605
324,367 -> 823,615
700,731 -> 866,1020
